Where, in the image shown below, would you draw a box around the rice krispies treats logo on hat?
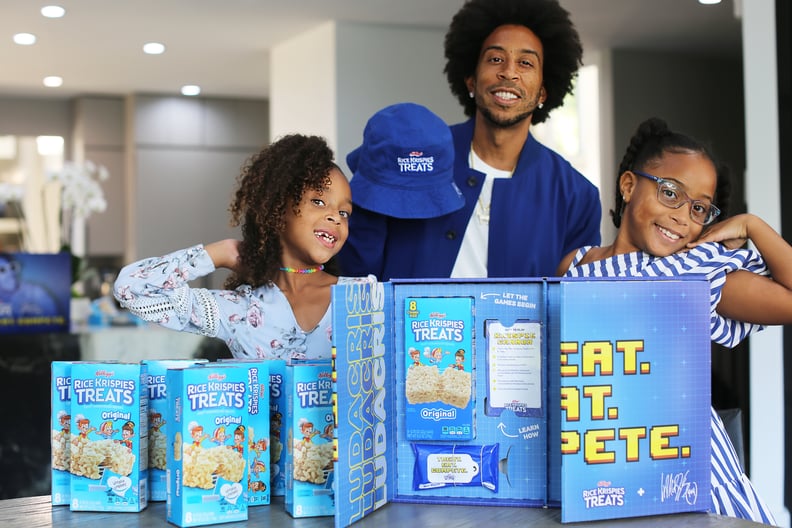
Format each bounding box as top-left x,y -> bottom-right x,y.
397,152 -> 436,175
348,102 -> 464,219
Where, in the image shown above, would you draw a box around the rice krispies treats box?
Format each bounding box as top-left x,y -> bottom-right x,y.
51,361 -> 72,505
166,364 -> 249,527
404,296 -> 475,441
142,359 -> 207,502
284,361 -> 335,518
221,358 -> 287,496
217,359 -> 271,506
268,359 -> 287,497
69,361 -> 148,512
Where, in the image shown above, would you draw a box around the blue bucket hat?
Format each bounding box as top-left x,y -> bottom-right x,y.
347,102 -> 464,219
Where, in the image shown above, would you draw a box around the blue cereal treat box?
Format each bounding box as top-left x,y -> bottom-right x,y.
220,358 -> 287,496
50,361 -> 72,505
404,296 -> 475,441
284,361 -> 335,518
69,362 -> 148,512
166,364 -> 248,527
217,359 -> 271,506
141,359 -> 206,502
268,359 -> 287,497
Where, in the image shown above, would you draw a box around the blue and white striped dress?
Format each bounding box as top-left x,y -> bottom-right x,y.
564,242 -> 777,525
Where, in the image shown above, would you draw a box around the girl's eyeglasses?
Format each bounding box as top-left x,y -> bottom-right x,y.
632,170 -> 721,226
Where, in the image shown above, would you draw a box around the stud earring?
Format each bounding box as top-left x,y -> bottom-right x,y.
469,91 -> 474,98
538,102 -> 544,109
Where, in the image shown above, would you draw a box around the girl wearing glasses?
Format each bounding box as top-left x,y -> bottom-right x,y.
557,117 -> 792,524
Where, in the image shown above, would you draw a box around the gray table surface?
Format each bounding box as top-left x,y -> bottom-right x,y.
2,495 -> 771,528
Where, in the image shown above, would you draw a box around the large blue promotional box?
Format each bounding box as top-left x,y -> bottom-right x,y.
330,276 -> 712,526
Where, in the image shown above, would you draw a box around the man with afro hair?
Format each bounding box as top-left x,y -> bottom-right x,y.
340,0 -> 602,281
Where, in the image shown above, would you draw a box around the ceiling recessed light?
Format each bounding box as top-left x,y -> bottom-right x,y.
181,85 -> 201,96
43,76 -> 63,88
698,0 -> 722,4
41,5 -> 66,18
13,33 -> 36,45
143,42 -> 166,55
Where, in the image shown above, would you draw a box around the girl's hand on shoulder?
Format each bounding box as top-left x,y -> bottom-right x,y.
687,213 -> 754,250
205,239 -> 242,271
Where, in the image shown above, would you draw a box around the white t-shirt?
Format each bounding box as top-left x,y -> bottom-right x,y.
450,148 -> 513,278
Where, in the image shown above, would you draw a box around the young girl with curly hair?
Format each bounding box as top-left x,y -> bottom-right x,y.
114,134 -> 372,361
558,117 -> 792,524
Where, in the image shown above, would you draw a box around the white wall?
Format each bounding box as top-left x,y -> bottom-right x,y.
270,21 -> 466,178
335,21 -> 465,175
270,22 -> 338,148
742,1 -> 788,525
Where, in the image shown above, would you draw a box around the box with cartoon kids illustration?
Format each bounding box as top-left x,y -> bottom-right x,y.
141,359 -> 207,502
404,296 -> 475,442
50,361 -> 72,506
166,364 -> 249,527
220,357 -> 287,498
330,277 -> 713,526
283,361 -> 335,518
68,361 -> 148,512
267,359 -> 287,497
217,359 -> 271,506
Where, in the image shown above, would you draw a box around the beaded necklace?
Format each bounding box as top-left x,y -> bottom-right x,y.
279,264 -> 324,274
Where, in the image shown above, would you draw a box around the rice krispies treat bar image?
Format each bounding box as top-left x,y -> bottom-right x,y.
149,413 -> 168,471
70,433 -> 136,479
182,437 -> 246,489
69,414 -> 138,478
405,362 -> 471,408
405,364 -> 440,404
439,366 -> 472,409
284,362 -> 335,518
292,418 -> 334,484
142,359 -> 207,468
403,296 -> 475,441
404,298 -> 474,408
68,362 -> 148,513
270,412 -> 283,464
215,358 -> 271,504
166,364 -> 249,527
51,361 -> 73,505
52,409 -> 71,471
